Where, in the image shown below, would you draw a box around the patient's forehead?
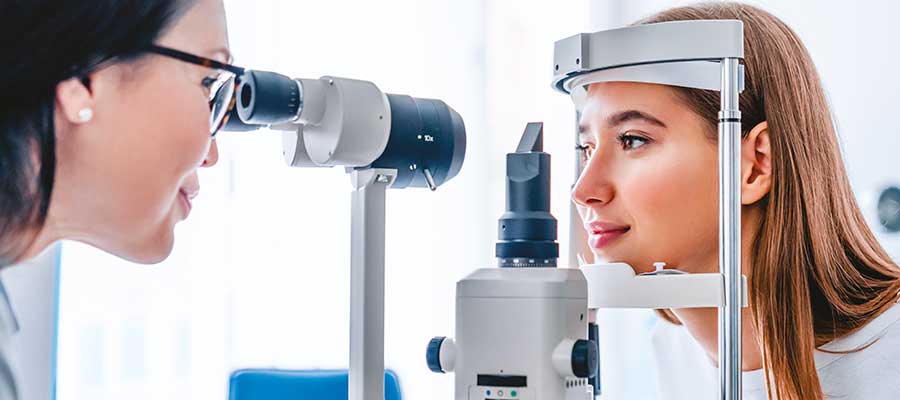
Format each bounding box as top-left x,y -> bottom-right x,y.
581,82 -> 679,122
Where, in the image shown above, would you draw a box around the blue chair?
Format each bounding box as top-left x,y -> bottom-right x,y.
228,369 -> 403,400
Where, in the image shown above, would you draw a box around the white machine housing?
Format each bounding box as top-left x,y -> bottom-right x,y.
446,268 -> 594,400
278,76 -> 392,168
581,263 -> 748,309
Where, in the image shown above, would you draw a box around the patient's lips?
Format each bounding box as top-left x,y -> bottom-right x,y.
586,221 -> 630,249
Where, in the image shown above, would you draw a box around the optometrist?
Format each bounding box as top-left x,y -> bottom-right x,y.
0,0 -> 240,398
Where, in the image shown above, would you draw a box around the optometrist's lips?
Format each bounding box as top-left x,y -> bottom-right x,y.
585,220 -> 631,249
177,185 -> 199,219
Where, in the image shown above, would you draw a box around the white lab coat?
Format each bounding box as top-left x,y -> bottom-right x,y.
0,279 -> 18,400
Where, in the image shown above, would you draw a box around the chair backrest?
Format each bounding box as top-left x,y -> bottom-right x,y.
228,369 -> 402,400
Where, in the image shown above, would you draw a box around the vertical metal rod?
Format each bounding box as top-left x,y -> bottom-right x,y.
718,58 -> 742,400
349,169 -> 394,400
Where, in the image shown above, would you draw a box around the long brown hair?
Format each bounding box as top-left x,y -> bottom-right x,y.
639,3 -> 900,399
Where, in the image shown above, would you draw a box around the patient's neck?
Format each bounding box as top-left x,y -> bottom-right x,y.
669,306 -> 763,371
669,218 -> 763,372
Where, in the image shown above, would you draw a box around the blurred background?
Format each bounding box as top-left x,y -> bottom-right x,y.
3,0 -> 900,399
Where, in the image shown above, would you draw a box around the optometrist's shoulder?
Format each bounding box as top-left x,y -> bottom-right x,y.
0,0 -> 232,397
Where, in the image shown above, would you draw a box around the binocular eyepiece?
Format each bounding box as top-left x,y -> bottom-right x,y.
222,70 -> 467,190
220,70 -> 302,131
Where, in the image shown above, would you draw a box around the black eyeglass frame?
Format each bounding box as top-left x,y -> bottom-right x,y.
145,45 -> 246,136
146,45 -> 245,76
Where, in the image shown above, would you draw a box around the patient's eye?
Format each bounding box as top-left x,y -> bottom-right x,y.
576,142 -> 595,163
616,131 -> 650,151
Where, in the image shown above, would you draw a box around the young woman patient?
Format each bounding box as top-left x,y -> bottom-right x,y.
572,3 -> 900,399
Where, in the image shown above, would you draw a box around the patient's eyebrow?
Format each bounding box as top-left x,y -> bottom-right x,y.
606,110 -> 667,128
577,109 -> 665,142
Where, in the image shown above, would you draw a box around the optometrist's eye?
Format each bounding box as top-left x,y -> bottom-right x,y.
201,76 -> 217,88
616,131 -> 650,151
201,76 -> 217,97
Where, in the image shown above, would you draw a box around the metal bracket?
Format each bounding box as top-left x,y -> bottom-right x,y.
349,168 -> 397,400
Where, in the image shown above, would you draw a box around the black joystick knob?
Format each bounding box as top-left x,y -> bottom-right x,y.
426,336 -> 447,373
572,339 -> 599,378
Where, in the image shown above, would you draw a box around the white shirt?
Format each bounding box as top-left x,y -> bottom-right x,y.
0,278 -> 19,400
651,300 -> 900,400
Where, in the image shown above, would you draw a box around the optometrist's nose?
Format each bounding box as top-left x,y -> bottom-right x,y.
202,140 -> 219,168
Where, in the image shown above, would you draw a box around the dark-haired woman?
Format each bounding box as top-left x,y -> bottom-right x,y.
0,0 -> 237,396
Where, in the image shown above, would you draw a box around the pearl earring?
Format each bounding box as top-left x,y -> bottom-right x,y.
77,108 -> 93,123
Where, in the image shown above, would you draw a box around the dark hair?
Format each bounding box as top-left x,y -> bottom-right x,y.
0,0 -> 193,265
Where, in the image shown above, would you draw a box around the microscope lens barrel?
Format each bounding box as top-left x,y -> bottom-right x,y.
371,94 -> 466,189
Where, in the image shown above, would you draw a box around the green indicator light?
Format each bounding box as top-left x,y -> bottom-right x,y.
511,390 -> 517,397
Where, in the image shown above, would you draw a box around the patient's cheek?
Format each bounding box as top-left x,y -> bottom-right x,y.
624,161 -> 682,216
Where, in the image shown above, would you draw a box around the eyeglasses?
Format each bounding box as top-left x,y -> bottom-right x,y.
146,45 -> 246,137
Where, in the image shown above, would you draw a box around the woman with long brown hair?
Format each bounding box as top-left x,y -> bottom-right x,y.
572,3 -> 900,399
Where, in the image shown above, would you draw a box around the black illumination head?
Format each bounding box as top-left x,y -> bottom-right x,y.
495,122 -> 559,267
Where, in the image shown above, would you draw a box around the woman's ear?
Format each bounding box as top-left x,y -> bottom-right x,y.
55,76 -> 95,124
741,121 -> 772,205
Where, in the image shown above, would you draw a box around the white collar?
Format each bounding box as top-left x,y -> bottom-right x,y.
0,278 -> 18,337
814,299 -> 900,369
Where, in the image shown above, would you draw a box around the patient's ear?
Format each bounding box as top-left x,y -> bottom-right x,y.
741,121 -> 772,205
